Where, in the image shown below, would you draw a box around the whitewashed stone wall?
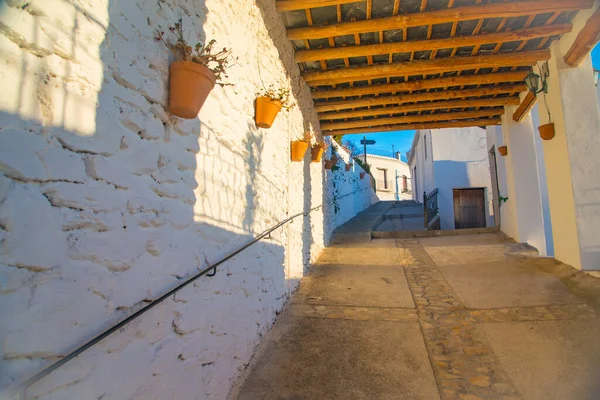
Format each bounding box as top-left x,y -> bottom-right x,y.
0,0 -> 375,398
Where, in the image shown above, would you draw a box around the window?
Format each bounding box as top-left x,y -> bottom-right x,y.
424,133 -> 427,159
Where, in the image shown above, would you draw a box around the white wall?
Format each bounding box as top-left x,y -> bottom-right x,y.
358,154 -> 411,200
486,125 -> 515,234
531,104 -> 555,256
0,1 -> 375,398
498,107 -> 548,255
430,127 -> 495,230
409,130 -> 435,203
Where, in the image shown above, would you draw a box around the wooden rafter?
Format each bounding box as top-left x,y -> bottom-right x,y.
323,118 -> 502,136
311,71 -> 528,99
321,109 -> 504,131
315,85 -> 525,112
286,0 -> 592,41
303,50 -> 549,85
295,24 -> 571,62
320,98 -> 519,120
512,91 -> 537,122
564,7 -> 600,66
276,0 -> 358,12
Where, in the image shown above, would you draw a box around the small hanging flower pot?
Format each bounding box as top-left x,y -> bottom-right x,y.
290,132 -> 312,162
345,163 -> 353,172
156,20 -> 232,119
538,123 -> 555,140
498,146 -> 508,156
291,141 -> 309,162
169,62 -> 216,118
311,142 -> 327,163
324,160 -> 334,170
255,86 -> 293,129
360,172 -> 366,179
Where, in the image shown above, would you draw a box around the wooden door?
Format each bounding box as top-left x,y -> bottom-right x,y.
453,188 -> 486,229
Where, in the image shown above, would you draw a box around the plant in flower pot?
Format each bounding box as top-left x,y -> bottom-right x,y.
291,131 -> 312,162
360,172 -> 366,179
156,20 -> 232,119
255,85 -> 294,128
325,144 -> 339,170
311,141 -> 327,163
345,162 -> 353,172
525,64 -> 555,140
498,146 -> 508,156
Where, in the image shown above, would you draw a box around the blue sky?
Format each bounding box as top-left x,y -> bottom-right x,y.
346,43 -> 600,160
344,131 -> 416,160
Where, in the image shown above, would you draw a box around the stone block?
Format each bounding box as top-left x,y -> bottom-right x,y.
0,129 -> 48,180
67,229 -> 147,271
0,5 -> 54,56
0,184 -> 66,270
43,181 -> 127,212
38,145 -> 87,182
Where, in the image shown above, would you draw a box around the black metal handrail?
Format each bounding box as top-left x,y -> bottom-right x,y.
423,188 -> 439,228
18,186 -> 371,397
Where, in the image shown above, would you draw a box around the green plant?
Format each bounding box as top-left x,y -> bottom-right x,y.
499,195 -> 508,207
156,19 -> 232,85
333,135 -> 344,145
257,85 -> 294,111
353,156 -> 371,175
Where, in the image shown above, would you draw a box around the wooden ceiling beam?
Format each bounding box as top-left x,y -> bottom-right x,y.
315,84 -> 526,112
512,91 -> 537,122
286,0 -> 592,40
564,7 -> 600,66
320,98 -> 517,120
276,0 -> 358,12
321,109 -> 504,131
295,24 -> 571,63
322,118 -> 502,135
311,71 -> 528,99
303,50 -> 550,85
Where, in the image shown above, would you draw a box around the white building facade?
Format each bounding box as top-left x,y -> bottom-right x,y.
356,153 -> 412,201
408,127 -> 496,231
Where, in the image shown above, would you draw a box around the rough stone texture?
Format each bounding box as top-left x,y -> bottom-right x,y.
0,0 -> 375,398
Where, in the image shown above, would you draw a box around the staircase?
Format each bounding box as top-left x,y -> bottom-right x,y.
372,200 -> 426,233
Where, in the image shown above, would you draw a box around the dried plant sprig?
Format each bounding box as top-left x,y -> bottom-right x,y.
298,130 -> 313,144
257,85 -> 295,111
313,141 -> 329,151
156,19 -> 233,86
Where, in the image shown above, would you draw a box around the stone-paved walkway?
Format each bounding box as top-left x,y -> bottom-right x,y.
235,233 -> 600,400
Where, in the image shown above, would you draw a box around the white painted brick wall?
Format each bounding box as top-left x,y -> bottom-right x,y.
0,0 -> 375,398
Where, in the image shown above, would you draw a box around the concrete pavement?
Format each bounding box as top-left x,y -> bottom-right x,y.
234,233 -> 600,400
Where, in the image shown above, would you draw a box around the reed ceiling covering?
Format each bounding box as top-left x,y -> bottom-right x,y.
275,0 -> 593,135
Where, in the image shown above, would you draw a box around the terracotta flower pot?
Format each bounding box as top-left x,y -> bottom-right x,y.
360,172 -> 366,179
324,160 -> 333,170
291,141 -> 309,162
255,97 -> 282,128
345,164 -> 352,172
311,145 -> 324,162
498,146 -> 508,156
169,61 -> 216,119
538,123 -> 555,140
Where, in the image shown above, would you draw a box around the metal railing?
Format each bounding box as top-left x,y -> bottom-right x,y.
17,187 -> 372,397
423,188 -> 439,229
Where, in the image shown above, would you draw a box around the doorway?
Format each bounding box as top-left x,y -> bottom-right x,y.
453,188 -> 486,229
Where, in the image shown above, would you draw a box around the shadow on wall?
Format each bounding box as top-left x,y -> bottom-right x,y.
0,1 -> 316,399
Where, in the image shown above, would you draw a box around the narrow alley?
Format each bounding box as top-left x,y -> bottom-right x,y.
237,232 -> 600,400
